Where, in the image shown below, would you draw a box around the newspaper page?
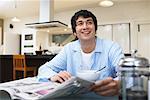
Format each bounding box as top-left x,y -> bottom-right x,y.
0,77 -> 38,99
0,77 -> 94,100
0,77 -> 58,100
39,77 -> 94,99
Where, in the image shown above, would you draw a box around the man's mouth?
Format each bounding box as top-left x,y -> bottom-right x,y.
81,31 -> 91,34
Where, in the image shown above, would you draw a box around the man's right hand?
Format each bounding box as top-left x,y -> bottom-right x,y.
50,71 -> 71,83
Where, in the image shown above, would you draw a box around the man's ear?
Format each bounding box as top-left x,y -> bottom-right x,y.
73,32 -> 77,36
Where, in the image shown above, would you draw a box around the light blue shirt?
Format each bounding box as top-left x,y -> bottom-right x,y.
37,37 -> 124,81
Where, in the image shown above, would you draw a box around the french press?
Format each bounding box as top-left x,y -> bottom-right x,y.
119,50 -> 150,100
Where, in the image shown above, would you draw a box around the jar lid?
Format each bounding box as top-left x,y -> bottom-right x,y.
119,56 -> 149,68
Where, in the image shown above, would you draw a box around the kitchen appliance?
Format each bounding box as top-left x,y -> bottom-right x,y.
119,50 -> 150,100
25,0 -> 68,29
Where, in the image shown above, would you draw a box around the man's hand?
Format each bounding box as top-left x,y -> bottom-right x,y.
91,77 -> 120,96
50,71 -> 71,83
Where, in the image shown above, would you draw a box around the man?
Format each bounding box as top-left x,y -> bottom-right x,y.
37,10 -> 124,97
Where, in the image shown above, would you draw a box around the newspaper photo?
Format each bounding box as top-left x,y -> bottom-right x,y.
0,76 -> 94,100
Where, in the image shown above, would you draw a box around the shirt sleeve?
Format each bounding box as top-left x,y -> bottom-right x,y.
108,42 -> 124,78
37,46 -> 68,81
110,43 -> 133,88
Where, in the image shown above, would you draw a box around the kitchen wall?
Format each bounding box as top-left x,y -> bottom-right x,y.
55,1 -> 150,51
3,16 -> 38,54
2,1 -> 150,55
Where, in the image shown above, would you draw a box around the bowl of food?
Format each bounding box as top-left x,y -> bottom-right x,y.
76,70 -> 100,82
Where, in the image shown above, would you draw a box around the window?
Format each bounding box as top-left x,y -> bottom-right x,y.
49,34 -> 74,46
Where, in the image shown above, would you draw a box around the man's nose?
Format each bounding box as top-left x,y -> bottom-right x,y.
83,22 -> 88,29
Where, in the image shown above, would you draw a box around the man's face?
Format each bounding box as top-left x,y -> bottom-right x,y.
74,17 -> 96,41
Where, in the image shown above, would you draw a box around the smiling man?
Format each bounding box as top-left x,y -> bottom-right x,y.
37,10 -> 124,98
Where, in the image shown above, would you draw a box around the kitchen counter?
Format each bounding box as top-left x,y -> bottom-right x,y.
0,54 -> 56,83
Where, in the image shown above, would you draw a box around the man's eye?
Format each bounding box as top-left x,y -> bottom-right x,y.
87,21 -> 93,25
77,22 -> 83,26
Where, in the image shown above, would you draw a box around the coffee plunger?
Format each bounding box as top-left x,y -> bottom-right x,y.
119,50 -> 150,100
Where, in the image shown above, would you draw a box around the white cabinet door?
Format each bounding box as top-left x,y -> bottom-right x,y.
0,27 -> 2,45
97,23 -> 130,53
137,24 -> 150,60
97,25 -> 112,40
113,24 -> 130,53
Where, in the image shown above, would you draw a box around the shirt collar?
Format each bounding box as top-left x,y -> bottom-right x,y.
73,38 -> 103,53
95,38 -> 103,53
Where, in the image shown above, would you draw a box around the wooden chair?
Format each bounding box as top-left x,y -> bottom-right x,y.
13,55 -> 36,80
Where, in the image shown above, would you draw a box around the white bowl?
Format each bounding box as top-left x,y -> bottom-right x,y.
76,70 -> 99,82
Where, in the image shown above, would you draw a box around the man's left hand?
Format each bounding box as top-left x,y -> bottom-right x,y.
91,77 -> 120,96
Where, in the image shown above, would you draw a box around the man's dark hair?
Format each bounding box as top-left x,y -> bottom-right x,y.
71,10 -> 97,33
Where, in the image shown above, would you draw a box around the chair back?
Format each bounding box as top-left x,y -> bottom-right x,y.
13,55 -> 26,69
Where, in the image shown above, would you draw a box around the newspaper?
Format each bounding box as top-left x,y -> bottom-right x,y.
0,77 -> 94,100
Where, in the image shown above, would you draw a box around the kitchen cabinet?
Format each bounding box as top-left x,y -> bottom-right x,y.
97,25 -> 112,40
137,24 -> 150,60
0,27 -> 2,45
97,23 -> 130,53
21,29 -> 37,55
0,19 -> 3,46
113,24 -> 130,53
